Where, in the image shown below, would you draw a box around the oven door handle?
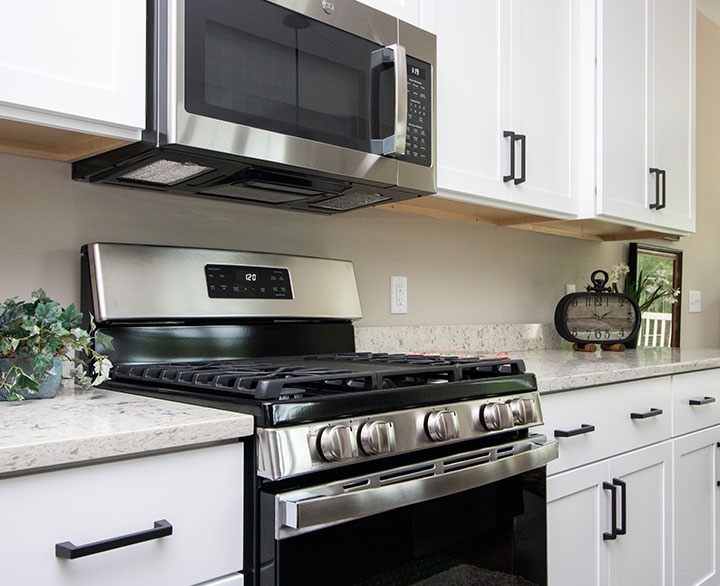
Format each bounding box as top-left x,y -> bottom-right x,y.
370,43 -> 408,157
275,437 -> 558,540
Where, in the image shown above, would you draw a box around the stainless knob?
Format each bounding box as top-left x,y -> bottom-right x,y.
426,410 -> 460,442
359,421 -> 396,455
481,402 -> 514,431
510,398 -> 538,425
318,425 -> 356,462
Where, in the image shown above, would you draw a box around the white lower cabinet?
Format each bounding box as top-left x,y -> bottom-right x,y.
0,442 -> 245,586
548,442 -> 672,586
673,426 -> 720,586
545,369 -> 720,586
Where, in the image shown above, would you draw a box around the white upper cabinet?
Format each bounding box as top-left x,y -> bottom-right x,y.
0,0 -> 145,140
429,0 -> 592,217
596,0 -> 695,233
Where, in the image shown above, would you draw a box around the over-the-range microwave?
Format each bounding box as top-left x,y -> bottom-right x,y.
73,0 -> 436,214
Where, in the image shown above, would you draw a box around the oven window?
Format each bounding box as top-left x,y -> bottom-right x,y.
268,469 -> 547,586
185,0 -> 394,152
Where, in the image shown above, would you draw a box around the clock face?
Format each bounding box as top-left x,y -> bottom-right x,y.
563,294 -> 638,342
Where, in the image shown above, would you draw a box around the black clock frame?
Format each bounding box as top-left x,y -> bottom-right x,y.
554,291 -> 642,346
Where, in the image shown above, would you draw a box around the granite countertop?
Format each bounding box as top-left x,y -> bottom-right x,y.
0,382 -> 253,476
515,347 -> 720,393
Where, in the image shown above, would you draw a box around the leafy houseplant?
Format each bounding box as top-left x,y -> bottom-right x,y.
0,289 -> 113,401
608,263 -> 680,313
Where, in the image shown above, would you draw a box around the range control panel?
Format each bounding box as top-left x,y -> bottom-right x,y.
205,264 -> 293,299
399,56 -> 432,167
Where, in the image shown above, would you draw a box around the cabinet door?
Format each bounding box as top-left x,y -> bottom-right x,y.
606,442 -> 673,586
547,461 -> 609,586
502,0 -> 583,215
650,0 -> 695,232
433,0 -> 510,204
673,426 -> 720,586
596,0 -> 654,226
0,0 -> 145,139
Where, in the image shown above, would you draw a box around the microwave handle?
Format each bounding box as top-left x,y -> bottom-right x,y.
370,43 -> 408,157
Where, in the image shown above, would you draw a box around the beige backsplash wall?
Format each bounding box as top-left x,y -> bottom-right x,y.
0,11 -> 718,349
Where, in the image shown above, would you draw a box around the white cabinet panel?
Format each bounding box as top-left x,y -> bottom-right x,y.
355,0 -> 424,28
0,0 -> 145,138
0,443 -> 244,586
673,369 -> 720,437
673,426 -> 720,586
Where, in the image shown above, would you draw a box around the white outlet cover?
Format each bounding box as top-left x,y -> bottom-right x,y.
390,276 -> 407,314
689,290 -> 702,313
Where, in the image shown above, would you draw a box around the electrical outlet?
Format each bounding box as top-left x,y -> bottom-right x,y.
390,276 -> 407,314
689,290 -> 702,313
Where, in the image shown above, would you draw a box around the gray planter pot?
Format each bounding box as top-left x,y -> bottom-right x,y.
0,356 -> 63,400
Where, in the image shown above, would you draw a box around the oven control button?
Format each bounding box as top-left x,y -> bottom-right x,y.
509,398 -> 538,425
425,410 -> 460,442
318,425 -> 356,462
359,421 -> 396,455
480,402 -> 514,431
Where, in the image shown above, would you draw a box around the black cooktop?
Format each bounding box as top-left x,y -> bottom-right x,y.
108,353 -> 536,427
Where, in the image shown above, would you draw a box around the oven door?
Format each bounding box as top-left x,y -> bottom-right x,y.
167,0 -> 434,187
259,435 -> 557,586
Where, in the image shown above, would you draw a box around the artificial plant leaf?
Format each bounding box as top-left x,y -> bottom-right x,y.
95,331 -> 115,351
60,304 -> 83,329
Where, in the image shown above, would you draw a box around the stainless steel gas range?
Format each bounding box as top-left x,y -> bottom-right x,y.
82,243 -> 558,586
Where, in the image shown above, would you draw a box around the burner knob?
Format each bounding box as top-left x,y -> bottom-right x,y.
318,425 -> 356,462
510,398 -> 538,425
425,410 -> 460,442
359,421 -> 396,455
480,402 -> 514,431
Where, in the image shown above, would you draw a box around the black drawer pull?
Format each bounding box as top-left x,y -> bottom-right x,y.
603,481 -> 618,540
554,424 -> 595,438
689,397 -> 716,406
630,408 -> 663,419
614,478 -> 627,536
55,519 -> 172,559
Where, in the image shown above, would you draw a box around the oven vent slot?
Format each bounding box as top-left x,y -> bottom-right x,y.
441,451 -> 492,473
496,446 -> 516,459
342,479 -> 370,492
379,464 -> 435,485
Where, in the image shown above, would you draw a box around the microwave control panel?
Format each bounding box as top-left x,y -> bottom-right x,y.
399,56 -> 432,168
205,264 -> 293,299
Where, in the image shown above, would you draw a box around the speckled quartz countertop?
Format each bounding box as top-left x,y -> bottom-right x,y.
513,347 -> 720,394
0,383 -> 253,476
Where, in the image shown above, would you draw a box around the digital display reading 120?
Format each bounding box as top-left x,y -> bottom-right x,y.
205,264 -> 293,299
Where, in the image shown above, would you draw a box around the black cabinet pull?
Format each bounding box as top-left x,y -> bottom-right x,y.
658,169 -> 666,210
689,396 -> 716,406
503,131 -> 515,183
613,478 -> 627,536
554,424 -> 595,438
630,408 -> 663,419
603,481 -> 618,540
515,133 -> 526,184
649,168 -> 667,210
55,519 -> 172,559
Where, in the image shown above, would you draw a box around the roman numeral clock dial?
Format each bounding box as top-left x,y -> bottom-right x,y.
554,270 -> 641,351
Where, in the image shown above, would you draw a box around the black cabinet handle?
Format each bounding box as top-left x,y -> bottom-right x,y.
554,424 -> 595,438
503,131 -> 515,183
55,519 -> 172,559
689,397 -> 716,406
649,168 -> 667,210
603,481 -> 618,540
630,408 -> 663,419
515,133 -> 526,185
613,478 -> 627,536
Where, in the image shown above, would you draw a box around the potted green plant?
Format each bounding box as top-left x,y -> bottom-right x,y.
0,289 -> 113,401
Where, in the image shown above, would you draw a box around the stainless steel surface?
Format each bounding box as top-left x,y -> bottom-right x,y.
321,0 -> 334,14
425,410 -> 460,442
163,0 -> 436,195
256,390 -> 544,480
359,421 -> 396,455
319,425 -> 357,462
510,398 -> 538,425
274,435 -> 558,539
393,43 -> 408,156
86,243 -> 363,322
481,402 -> 514,431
